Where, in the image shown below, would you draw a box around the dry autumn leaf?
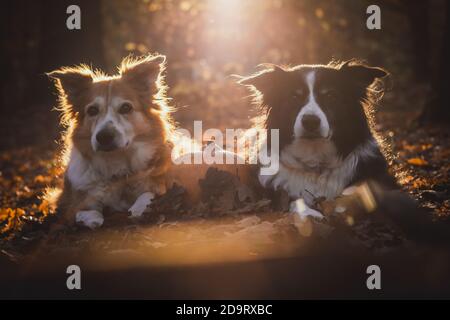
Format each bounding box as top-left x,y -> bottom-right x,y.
407,158 -> 429,166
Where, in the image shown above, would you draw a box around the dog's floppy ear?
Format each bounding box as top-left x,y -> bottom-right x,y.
236,64 -> 285,94
47,67 -> 93,103
120,54 -> 166,94
340,60 -> 388,88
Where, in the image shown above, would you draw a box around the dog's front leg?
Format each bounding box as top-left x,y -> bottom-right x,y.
128,192 -> 155,218
74,195 -> 105,229
289,198 -> 324,220
75,209 -> 104,229
57,186 -> 105,230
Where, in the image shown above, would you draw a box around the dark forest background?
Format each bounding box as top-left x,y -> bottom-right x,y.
0,0 -> 449,151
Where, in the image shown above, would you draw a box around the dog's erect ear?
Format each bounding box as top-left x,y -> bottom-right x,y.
120,54 -> 166,93
47,68 -> 93,102
340,61 -> 388,88
236,64 -> 285,94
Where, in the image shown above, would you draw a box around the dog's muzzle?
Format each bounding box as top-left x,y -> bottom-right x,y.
300,114 -> 322,139
96,127 -> 119,152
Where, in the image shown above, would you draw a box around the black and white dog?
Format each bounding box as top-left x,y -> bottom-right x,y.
238,60 -> 397,218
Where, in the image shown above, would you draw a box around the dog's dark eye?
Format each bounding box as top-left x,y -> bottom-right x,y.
86,105 -> 99,117
119,103 -> 133,115
319,88 -> 337,98
292,88 -> 305,99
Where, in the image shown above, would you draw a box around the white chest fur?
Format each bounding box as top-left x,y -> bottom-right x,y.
259,139 -> 377,205
66,141 -> 156,191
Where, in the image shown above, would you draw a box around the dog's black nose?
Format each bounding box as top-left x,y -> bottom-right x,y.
96,129 -> 116,151
301,114 -> 321,132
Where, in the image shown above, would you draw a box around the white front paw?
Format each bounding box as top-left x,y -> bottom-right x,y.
290,198 -> 324,220
342,185 -> 357,196
128,192 -> 154,218
76,210 -> 104,229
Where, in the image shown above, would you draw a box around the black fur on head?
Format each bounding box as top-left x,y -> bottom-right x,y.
236,59 -> 388,158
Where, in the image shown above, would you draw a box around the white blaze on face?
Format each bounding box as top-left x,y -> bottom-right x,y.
86,96 -> 105,151
109,96 -> 136,145
293,71 -> 330,138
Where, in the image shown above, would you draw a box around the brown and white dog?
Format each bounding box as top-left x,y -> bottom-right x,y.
48,54 -> 174,229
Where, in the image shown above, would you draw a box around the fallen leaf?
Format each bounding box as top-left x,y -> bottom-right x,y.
407,158 -> 429,166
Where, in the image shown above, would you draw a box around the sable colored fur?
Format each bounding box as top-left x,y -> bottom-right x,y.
48,54 -> 175,228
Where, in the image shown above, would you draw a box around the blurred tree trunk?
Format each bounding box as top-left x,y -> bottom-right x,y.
419,1 -> 450,124
407,1 -> 430,80
1,0 -> 41,111
1,0 -> 105,107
